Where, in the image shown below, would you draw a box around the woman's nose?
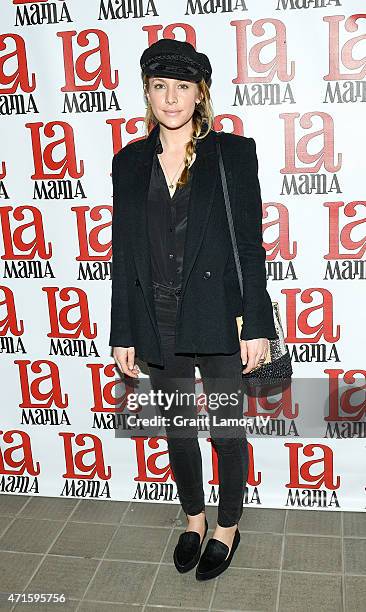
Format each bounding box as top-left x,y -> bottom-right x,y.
165,88 -> 178,104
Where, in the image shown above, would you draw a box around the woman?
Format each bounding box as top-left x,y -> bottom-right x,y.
109,39 -> 277,581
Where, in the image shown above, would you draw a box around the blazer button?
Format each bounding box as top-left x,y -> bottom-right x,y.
134,278 -> 140,286
203,271 -> 211,279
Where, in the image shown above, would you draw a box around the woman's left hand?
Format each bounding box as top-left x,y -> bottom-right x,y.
240,338 -> 269,374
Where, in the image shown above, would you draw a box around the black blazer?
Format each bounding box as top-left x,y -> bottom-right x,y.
109,122 -> 277,367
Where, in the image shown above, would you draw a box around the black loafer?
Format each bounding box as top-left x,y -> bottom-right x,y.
173,517 -> 208,573
195,527 -> 240,581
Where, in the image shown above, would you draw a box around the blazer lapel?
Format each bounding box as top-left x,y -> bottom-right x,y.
180,132 -> 218,297
130,122 -> 219,335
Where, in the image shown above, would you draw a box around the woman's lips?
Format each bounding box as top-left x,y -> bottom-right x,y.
163,110 -> 180,115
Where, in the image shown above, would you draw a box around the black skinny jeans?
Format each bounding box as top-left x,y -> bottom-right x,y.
147,281 -> 249,528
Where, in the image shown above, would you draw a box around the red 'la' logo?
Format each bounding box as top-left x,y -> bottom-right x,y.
0,205 -> 51,260
0,286 -> 24,337
61,432 -> 111,480
43,287 -> 97,339
324,15 -> 366,81
58,30 -> 118,92
244,383 -> 298,420
0,429 -> 40,475
325,201 -> 366,259
134,437 -> 172,483
72,206 -> 112,261
285,442 -> 340,490
283,288 -> 340,344
0,33 -> 35,93
231,18 -> 294,84
324,369 -> 366,421
26,121 -> 83,180
88,363 -> 139,414
280,112 -> 341,174
16,359 -> 69,409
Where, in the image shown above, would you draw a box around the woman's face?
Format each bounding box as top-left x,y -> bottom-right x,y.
146,76 -> 201,130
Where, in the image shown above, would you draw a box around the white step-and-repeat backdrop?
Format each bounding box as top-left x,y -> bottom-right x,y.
1,0 -> 365,512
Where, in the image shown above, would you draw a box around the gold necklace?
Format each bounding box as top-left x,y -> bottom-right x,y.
159,155 -> 185,190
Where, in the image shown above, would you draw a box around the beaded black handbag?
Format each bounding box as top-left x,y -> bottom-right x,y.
216,133 -> 293,384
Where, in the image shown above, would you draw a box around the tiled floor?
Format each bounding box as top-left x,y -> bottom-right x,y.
0,495 -> 365,611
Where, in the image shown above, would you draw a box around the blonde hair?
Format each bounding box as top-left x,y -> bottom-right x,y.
142,74 -> 214,188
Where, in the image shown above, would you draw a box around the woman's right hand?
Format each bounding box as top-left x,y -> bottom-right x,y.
112,346 -> 140,378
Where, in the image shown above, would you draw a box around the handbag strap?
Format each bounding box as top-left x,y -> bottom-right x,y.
215,132 -> 244,300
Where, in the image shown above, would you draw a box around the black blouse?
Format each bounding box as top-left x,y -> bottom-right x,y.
147,133 -> 195,289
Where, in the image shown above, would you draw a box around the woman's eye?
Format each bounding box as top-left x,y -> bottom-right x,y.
152,82 -> 189,90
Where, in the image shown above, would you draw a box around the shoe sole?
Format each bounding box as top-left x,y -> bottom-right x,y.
195,530 -> 240,581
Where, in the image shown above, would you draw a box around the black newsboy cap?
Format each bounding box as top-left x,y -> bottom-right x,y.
140,39 -> 212,84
